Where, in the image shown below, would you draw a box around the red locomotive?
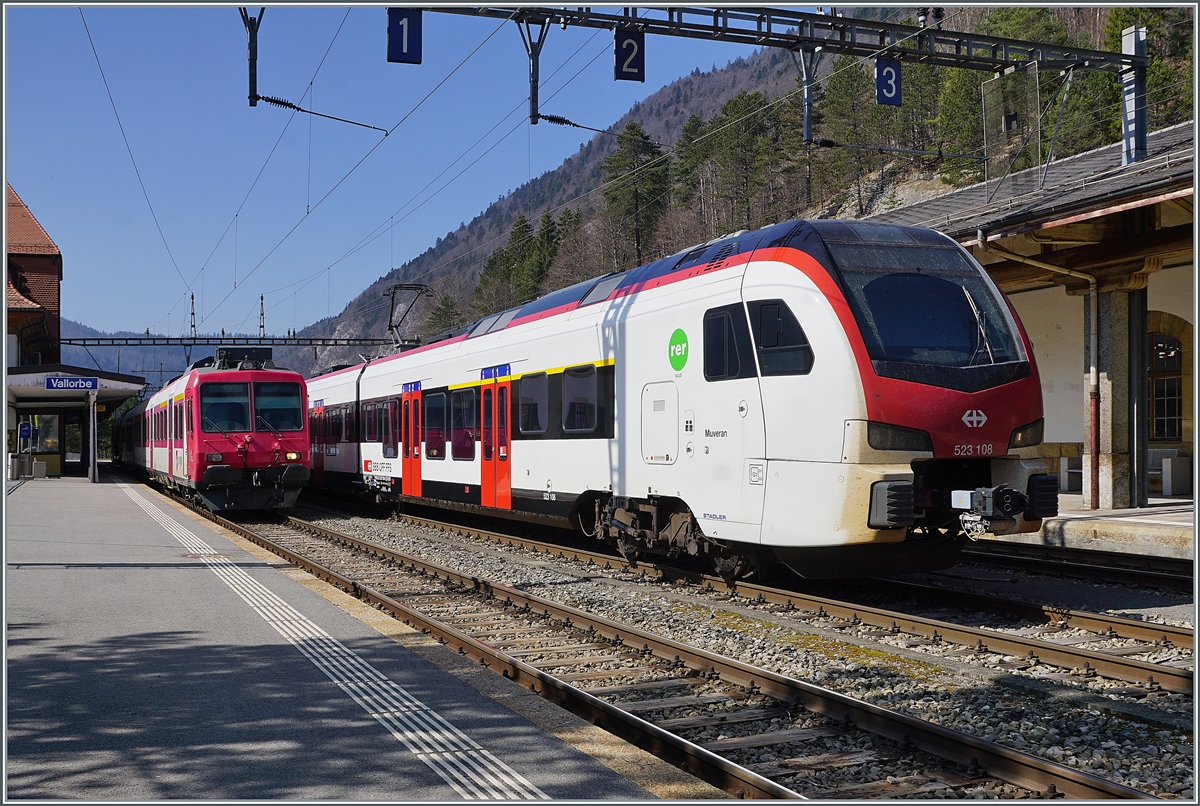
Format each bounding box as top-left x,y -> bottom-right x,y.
112,348 -> 310,510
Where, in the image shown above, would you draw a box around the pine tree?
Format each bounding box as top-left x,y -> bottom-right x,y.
600,122 -> 669,266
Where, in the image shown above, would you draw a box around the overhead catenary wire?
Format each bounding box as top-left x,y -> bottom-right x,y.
200,11 -> 516,329
79,9 -> 189,294
271,6 -> 1176,340
258,16 -> 614,320
149,7 -> 354,335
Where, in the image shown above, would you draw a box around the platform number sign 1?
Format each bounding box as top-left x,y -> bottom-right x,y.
615,29 -> 645,82
875,58 -> 901,106
387,8 -> 422,64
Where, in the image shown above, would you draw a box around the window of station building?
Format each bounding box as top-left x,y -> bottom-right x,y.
201,383 -> 250,432
748,300 -> 814,376
451,388 -> 477,460
29,414 -> 59,454
703,304 -> 756,382
562,366 -> 597,433
519,373 -> 548,434
1150,332 -> 1183,441
424,393 -> 446,459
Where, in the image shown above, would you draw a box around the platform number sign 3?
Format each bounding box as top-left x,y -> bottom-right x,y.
387,8 -> 422,64
875,58 -> 901,106
615,29 -> 645,83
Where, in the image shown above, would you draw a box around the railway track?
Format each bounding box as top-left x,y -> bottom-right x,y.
192,504 -> 1155,800
960,541 -> 1194,591
300,502 -> 1192,697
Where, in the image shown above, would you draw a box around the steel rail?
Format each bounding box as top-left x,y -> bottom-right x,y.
195,509 -> 797,799
960,542 -> 1194,590
867,579 -> 1194,650
230,509 -> 1152,800
316,504 -> 1192,692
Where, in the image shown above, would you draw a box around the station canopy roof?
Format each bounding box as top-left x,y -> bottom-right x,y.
6,364 -> 145,411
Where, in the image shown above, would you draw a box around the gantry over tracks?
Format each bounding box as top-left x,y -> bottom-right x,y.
192,503 -> 1156,800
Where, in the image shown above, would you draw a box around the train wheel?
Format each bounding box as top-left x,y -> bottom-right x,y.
615,535 -> 644,564
712,553 -> 752,581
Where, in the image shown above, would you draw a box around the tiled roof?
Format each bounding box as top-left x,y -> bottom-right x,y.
868,123 -> 1194,240
7,184 -> 60,256
7,275 -> 42,311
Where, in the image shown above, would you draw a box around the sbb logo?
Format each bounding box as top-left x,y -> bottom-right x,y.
363,459 -> 372,472
962,409 -> 988,428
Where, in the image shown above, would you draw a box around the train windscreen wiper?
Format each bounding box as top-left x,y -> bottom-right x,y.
961,286 -> 995,366
256,414 -> 282,437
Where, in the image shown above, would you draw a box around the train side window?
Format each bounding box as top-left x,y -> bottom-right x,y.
519,373 -> 547,434
383,399 -> 398,458
703,304 -> 756,382
187,399 -> 194,434
747,299 -> 814,376
402,400 -> 410,458
451,389 -> 477,460
413,402 -> 421,453
364,403 -> 377,441
498,386 -> 508,460
562,366 -> 597,433
483,388 -> 493,460
424,393 -> 446,459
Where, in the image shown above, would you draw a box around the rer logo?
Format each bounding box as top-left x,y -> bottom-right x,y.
668,329 -> 689,371
962,409 -> 988,428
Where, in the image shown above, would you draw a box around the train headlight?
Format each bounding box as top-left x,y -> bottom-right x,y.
205,453 -> 223,462
1008,418 -> 1044,449
285,451 -> 301,461
867,422 -> 933,452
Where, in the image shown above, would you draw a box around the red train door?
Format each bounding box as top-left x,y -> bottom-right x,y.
481,377 -> 511,510
401,385 -> 422,497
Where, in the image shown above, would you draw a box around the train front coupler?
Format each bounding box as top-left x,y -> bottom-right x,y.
949,473 -> 1059,539
950,484 -> 1027,539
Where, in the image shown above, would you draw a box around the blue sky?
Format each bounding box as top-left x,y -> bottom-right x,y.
5,5 -> 768,337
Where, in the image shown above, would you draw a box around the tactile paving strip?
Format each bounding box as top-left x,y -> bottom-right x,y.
118,484 -> 548,800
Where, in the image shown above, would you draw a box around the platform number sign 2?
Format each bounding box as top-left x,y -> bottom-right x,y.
387,8 -> 422,64
875,58 -> 901,106
615,29 -> 645,83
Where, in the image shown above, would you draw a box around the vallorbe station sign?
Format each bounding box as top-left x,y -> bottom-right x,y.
46,377 -> 99,391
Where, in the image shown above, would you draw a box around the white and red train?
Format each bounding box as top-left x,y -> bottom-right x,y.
307,219 -> 1058,578
112,348 -> 310,510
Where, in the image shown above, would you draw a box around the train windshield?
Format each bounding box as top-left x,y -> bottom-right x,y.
825,242 -> 1026,370
253,382 -> 304,431
201,383 -> 250,432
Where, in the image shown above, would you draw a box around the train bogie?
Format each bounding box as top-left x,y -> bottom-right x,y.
307,219 -> 1057,579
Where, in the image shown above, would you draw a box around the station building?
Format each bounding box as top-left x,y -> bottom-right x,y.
6,184 -> 143,478
871,122 -> 1194,510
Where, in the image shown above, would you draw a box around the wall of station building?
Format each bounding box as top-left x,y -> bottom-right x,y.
1009,264 -> 1194,476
